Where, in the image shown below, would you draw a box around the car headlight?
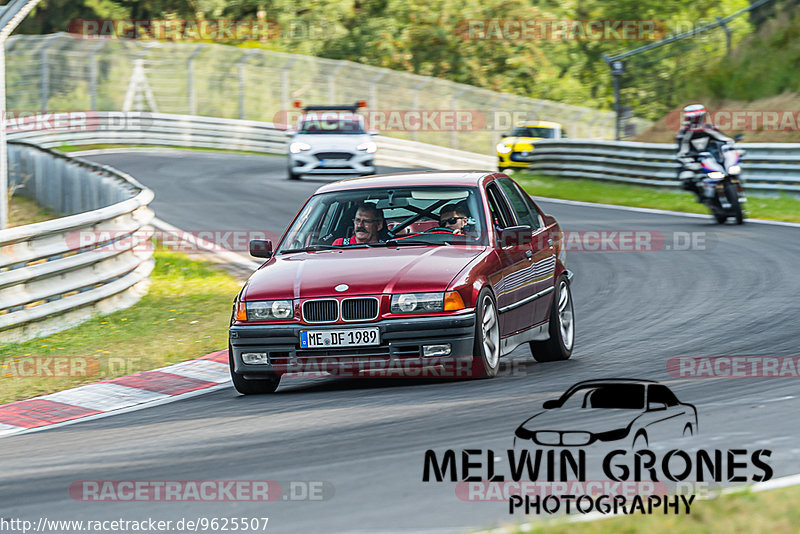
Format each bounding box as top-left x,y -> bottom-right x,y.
289,142 -> 312,154
390,291 -> 465,313
357,141 -> 377,153
707,171 -> 725,179
496,142 -> 512,154
237,300 -> 294,321
728,164 -> 741,175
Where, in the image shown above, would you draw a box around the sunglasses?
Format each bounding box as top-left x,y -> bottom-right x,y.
440,216 -> 466,225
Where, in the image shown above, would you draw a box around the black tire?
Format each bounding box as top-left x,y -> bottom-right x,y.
725,182 -> 744,224
529,274 -> 574,362
713,210 -> 728,224
471,288 -> 501,379
288,169 -> 301,180
498,166 -> 509,173
229,347 -> 280,394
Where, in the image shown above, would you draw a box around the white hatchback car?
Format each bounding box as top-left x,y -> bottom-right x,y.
286,102 -> 377,180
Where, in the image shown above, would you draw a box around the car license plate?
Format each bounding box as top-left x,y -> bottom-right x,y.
300,328 -> 380,348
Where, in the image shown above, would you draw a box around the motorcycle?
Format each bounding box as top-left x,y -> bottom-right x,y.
685,135 -> 746,224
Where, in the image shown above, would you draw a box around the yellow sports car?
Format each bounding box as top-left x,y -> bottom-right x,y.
495,121 -> 566,172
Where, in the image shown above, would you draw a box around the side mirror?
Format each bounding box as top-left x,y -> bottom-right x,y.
250,239 -> 273,258
285,129 -> 297,137
734,133 -> 744,142
647,401 -> 667,412
542,399 -> 560,409
498,225 -> 532,249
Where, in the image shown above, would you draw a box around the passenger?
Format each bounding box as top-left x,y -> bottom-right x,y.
333,203 -> 384,245
438,203 -> 468,235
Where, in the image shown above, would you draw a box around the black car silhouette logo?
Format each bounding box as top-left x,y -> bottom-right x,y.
514,379 -> 698,448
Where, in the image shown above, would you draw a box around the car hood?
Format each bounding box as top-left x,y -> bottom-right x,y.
244,245 -> 487,300
517,408 -> 642,434
293,133 -> 371,150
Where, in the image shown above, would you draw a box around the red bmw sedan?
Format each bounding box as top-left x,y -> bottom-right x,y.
228,171 -> 574,393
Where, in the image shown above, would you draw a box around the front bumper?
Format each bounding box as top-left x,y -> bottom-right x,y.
229,314 -> 475,378
289,150 -> 375,175
497,154 -> 533,169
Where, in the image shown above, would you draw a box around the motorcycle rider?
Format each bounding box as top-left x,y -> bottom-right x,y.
676,104 -> 735,202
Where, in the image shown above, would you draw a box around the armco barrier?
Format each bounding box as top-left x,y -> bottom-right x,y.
9,112 -> 797,192
521,139 -> 800,194
0,141 -> 154,342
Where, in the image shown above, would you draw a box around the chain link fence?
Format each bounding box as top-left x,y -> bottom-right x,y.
5,33 -> 651,155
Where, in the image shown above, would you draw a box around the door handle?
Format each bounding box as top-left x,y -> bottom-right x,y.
525,250 -> 532,259
548,238 -> 554,247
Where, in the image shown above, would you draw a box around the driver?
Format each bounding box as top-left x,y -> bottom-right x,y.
438,203 -> 468,235
333,203 -> 384,245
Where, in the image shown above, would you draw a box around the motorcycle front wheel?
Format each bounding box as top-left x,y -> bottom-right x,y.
724,182 -> 744,225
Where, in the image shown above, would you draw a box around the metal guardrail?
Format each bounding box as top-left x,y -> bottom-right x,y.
1,141 -> 154,342
521,139 -> 800,194
5,111 -> 496,170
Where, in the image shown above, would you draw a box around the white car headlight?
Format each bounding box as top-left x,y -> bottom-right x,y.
289,142 -> 312,154
357,141 -> 377,153
496,142 -> 512,154
391,292 -> 444,313
707,171 -> 725,179
246,300 -> 293,320
728,164 -> 741,175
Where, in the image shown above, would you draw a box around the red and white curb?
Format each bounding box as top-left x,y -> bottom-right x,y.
0,350 -> 230,438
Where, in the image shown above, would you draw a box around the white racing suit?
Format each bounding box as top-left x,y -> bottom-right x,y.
675,124 -> 734,201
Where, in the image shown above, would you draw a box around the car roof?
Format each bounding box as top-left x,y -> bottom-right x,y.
517,120 -> 562,129
564,378 -> 659,391
314,170 -> 496,194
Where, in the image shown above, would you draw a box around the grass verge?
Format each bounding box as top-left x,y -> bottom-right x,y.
509,485 -> 800,533
0,249 -> 242,404
515,172 -> 800,223
6,195 -> 56,227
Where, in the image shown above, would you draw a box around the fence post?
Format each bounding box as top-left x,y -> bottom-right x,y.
39,34 -> 59,111
412,78 -> 431,142
237,50 -> 258,120
89,40 -> 107,111
327,63 -> 345,104
280,57 -> 296,115
187,45 -> 204,115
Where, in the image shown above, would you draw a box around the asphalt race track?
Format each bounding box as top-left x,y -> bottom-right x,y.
2,150 -> 799,533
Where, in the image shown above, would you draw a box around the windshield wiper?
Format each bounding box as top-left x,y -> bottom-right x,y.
378,239 -> 450,247
278,244 -> 342,254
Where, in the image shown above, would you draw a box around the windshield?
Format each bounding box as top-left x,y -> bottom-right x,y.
278,186 -> 488,253
559,384 -> 645,410
299,113 -> 365,134
510,126 -> 557,138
